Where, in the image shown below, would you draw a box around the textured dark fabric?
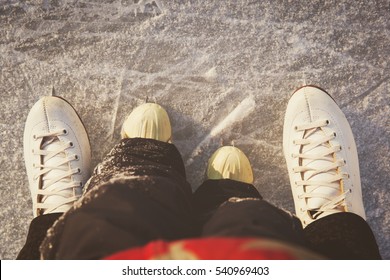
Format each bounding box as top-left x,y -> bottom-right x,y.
303,212 -> 382,259
40,138 -> 194,259
17,213 -> 62,260
85,138 -> 187,193
34,138 -> 380,260
43,177 -> 195,259
193,179 -> 262,225
201,197 -> 308,249
193,179 -> 308,250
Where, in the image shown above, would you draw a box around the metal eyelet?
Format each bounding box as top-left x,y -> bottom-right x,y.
74,155 -> 79,160
294,126 -> 298,131
63,129 -> 68,135
326,120 -> 330,125
69,142 -> 74,147
33,135 -> 37,140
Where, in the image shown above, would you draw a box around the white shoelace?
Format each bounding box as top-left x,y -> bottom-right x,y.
292,119 -> 349,219
33,129 -> 81,214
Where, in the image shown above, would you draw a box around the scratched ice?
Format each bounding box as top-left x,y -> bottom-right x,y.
0,0 -> 389,259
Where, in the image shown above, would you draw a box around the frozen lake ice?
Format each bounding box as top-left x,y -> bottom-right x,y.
0,0 -> 389,259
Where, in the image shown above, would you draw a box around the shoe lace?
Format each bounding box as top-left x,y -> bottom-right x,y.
292,119 -> 349,219
33,129 -> 81,214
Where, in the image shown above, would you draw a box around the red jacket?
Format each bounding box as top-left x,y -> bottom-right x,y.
105,237 -> 322,260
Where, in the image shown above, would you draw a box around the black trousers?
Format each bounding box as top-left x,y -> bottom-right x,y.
17,139 -> 381,260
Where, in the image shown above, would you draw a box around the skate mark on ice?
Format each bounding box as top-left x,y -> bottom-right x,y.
108,68 -> 128,140
235,137 -> 281,153
340,76 -> 390,109
186,96 -> 256,166
19,61 -> 35,96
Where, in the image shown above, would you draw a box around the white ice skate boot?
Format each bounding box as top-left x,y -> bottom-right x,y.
24,96 -> 91,217
207,146 -> 254,184
283,85 -> 366,227
121,103 -> 172,142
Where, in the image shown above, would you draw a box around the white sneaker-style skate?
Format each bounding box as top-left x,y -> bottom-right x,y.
283,85 -> 366,227
24,96 -> 91,217
121,103 -> 172,142
207,146 -> 254,184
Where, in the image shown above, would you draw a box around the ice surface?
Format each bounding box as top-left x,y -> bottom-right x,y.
0,0 -> 389,259
186,95 -> 256,166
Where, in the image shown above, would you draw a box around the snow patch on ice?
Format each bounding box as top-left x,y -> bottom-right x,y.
186,95 -> 256,166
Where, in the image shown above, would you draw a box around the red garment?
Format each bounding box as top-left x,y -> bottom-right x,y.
105,237 -> 319,260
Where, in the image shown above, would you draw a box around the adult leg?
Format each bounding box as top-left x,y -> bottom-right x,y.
283,85 -> 381,259
19,96 -> 92,259
303,212 -> 381,259
17,213 -> 61,259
